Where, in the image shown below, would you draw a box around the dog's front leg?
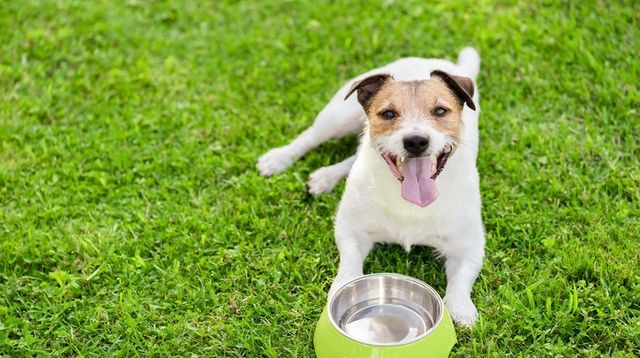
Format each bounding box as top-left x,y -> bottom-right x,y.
328,226 -> 374,300
442,228 -> 485,327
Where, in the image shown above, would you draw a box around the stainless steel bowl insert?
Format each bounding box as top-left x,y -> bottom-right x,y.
328,274 -> 444,346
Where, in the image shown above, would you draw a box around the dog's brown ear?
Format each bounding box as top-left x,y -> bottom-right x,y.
344,74 -> 393,111
430,70 -> 476,111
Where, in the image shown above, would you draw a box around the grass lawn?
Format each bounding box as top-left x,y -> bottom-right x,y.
1,0 -> 639,356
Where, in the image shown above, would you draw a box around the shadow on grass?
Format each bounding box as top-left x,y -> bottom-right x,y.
298,134 -> 360,173
364,244 -> 448,291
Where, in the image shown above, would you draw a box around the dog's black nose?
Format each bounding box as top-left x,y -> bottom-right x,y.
403,136 -> 429,156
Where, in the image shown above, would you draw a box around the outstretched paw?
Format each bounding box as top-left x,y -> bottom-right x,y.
307,166 -> 341,195
257,147 -> 295,176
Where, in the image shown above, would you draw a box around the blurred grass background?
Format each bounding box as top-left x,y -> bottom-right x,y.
0,0 -> 638,356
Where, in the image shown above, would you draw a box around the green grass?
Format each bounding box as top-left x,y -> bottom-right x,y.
1,0 -> 639,356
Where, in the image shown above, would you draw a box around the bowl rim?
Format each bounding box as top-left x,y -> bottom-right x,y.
327,273 -> 446,347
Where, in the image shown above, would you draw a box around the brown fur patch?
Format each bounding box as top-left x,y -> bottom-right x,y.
366,78 -> 466,144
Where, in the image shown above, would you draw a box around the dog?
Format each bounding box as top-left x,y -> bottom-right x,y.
257,48 -> 485,326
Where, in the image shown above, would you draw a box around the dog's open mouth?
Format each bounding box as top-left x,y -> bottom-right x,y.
381,145 -> 452,207
382,146 -> 452,182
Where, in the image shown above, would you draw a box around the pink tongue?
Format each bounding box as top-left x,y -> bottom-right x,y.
401,157 -> 438,207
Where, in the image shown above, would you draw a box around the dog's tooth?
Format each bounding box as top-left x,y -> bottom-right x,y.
430,154 -> 437,173
397,156 -> 403,176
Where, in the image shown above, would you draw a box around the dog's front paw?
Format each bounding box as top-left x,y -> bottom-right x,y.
327,281 -> 342,301
257,147 -> 294,176
328,273 -> 362,300
444,295 -> 478,327
307,166 -> 340,195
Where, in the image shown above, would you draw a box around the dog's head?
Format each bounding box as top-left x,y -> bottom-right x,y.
345,70 -> 476,207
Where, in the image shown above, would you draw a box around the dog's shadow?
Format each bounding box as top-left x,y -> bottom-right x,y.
363,244 -> 448,291
301,135 -> 359,172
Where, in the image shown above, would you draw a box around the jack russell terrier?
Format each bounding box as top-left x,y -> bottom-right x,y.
258,48 -> 485,326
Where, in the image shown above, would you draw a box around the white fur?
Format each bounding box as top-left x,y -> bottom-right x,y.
307,155 -> 356,195
258,48 -> 485,326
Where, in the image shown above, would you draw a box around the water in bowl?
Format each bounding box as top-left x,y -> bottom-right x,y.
339,298 -> 435,345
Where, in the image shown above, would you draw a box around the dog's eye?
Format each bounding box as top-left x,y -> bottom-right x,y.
433,107 -> 449,117
380,110 -> 397,120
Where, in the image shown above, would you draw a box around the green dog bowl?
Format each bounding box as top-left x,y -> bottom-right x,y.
314,274 -> 456,358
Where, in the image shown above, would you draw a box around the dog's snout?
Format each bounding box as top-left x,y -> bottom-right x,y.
403,136 -> 429,156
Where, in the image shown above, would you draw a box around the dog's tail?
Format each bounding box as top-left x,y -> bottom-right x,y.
457,47 -> 480,81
